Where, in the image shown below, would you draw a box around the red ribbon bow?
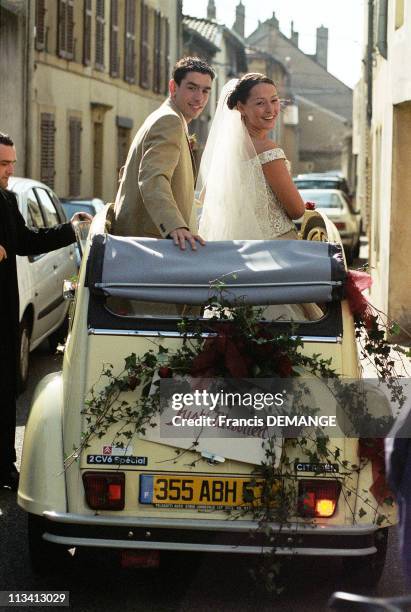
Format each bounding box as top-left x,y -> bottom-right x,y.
345,270 -> 375,326
358,438 -> 392,505
190,324 -> 251,379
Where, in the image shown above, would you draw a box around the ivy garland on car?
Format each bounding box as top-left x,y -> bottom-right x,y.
66,290 -> 409,593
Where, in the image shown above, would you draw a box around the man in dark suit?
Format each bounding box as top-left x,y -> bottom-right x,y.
0,132 -> 91,490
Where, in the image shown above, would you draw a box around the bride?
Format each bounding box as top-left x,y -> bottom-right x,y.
198,73 -> 305,241
198,74 -> 321,321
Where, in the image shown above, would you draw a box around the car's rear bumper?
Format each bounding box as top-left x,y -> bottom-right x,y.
41,511 -> 381,557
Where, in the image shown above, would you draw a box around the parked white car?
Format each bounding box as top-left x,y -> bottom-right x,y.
297,188 -> 361,264
8,177 -> 77,390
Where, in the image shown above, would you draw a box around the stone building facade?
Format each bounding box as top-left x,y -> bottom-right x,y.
0,0 -> 182,202
354,0 -> 411,334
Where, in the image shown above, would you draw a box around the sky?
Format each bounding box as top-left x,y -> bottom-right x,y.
182,0 -> 365,89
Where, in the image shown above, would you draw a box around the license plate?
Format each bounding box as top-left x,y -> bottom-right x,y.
139,474 -> 276,509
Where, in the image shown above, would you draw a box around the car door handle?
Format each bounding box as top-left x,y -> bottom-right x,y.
53,264 -> 59,270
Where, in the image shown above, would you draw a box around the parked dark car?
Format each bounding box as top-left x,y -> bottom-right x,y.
293,173 -> 351,198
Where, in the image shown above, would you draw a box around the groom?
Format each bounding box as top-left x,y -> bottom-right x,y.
112,57 -> 214,251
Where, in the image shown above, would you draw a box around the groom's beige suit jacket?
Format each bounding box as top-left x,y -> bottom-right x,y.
112,98 -> 198,238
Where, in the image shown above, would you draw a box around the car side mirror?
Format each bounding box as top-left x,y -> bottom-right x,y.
63,278 -> 77,301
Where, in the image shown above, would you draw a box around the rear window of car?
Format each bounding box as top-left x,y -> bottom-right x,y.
63,203 -> 95,218
35,188 -> 60,226
104,298 -> 325,323
294,179 -> 344,190
27,189 -> 46,228
299,192 -> 343,208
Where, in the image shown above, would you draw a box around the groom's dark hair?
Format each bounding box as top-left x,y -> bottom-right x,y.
172,57 -> 215,85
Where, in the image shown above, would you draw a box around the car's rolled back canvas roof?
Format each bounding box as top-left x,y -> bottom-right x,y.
86,234 -> 346,305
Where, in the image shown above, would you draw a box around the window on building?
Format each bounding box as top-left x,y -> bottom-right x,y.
140,1 -> 150,89
83,0 -> 92,65
117,126 -> 131,181
164,18 -> 170,95
95,0 -> 105,70
376,0 -> 388,58
110,0 -> 119,77
372,126 -> 382,262
153,11 -> 162,93
93,122 -> 104,198
40,112 -> 56,189
69,117 -> 82,197
57,0 -> 74,60
124,0 -> 136,83
35,0 -> 46,51
395,0 -> 404,29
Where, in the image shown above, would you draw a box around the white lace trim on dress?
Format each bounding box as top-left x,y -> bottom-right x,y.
250,147 -> 295,238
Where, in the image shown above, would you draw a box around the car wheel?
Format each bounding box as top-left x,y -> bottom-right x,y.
17,315 -> 30,393
48,315 -> 69,353
302,217 -> 328,243
342,527 -> 388,587
28,513 -> 70,574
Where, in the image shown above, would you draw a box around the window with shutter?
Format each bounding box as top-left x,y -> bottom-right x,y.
153,11 -> 162,93
57,0 -> 74,59
35,0 -> 46,51
139,1 -> 150,89
117,126 -> 130,180
95,0 -> 105,70
83,0 -> 92,66
58,0 -> 67,57
164,18 -> 170,95
124,0 -> 136,83
110,0 -> 119,77
69,117 -> 82,197
40,113 -> 56,189
93,122 -> 104,198
66,0 -> 74,59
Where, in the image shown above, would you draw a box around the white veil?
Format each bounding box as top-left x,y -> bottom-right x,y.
198,79 -> 272,240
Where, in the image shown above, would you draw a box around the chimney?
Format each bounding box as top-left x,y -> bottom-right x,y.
233,1 -> 245,38
290,20 -> 299,47
270,11 -> 279,29
207,0 -> 216,21
316,25 -> 328,69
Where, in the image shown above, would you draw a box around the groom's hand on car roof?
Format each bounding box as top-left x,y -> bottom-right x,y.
169,227 -> 206,251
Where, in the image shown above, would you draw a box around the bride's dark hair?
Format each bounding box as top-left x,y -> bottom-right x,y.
226,73 -> 276,109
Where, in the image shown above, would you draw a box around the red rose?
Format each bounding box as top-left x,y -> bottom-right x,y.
277,354 -> 293,377
305,201 -> 316,210
158,366 -> 173,378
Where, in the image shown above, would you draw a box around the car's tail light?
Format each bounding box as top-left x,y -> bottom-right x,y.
120,550 -> 160,569
334,222 -> 346,230
297,479 -> 341,518
83,472 -> 125,510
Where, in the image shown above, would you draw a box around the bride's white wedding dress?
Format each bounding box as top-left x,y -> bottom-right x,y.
249,147 -> 297,240
197,80 -> 322,322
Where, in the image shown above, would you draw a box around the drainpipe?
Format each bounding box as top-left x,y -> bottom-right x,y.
366,0 -> 373,126
24,0 -> 34,178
